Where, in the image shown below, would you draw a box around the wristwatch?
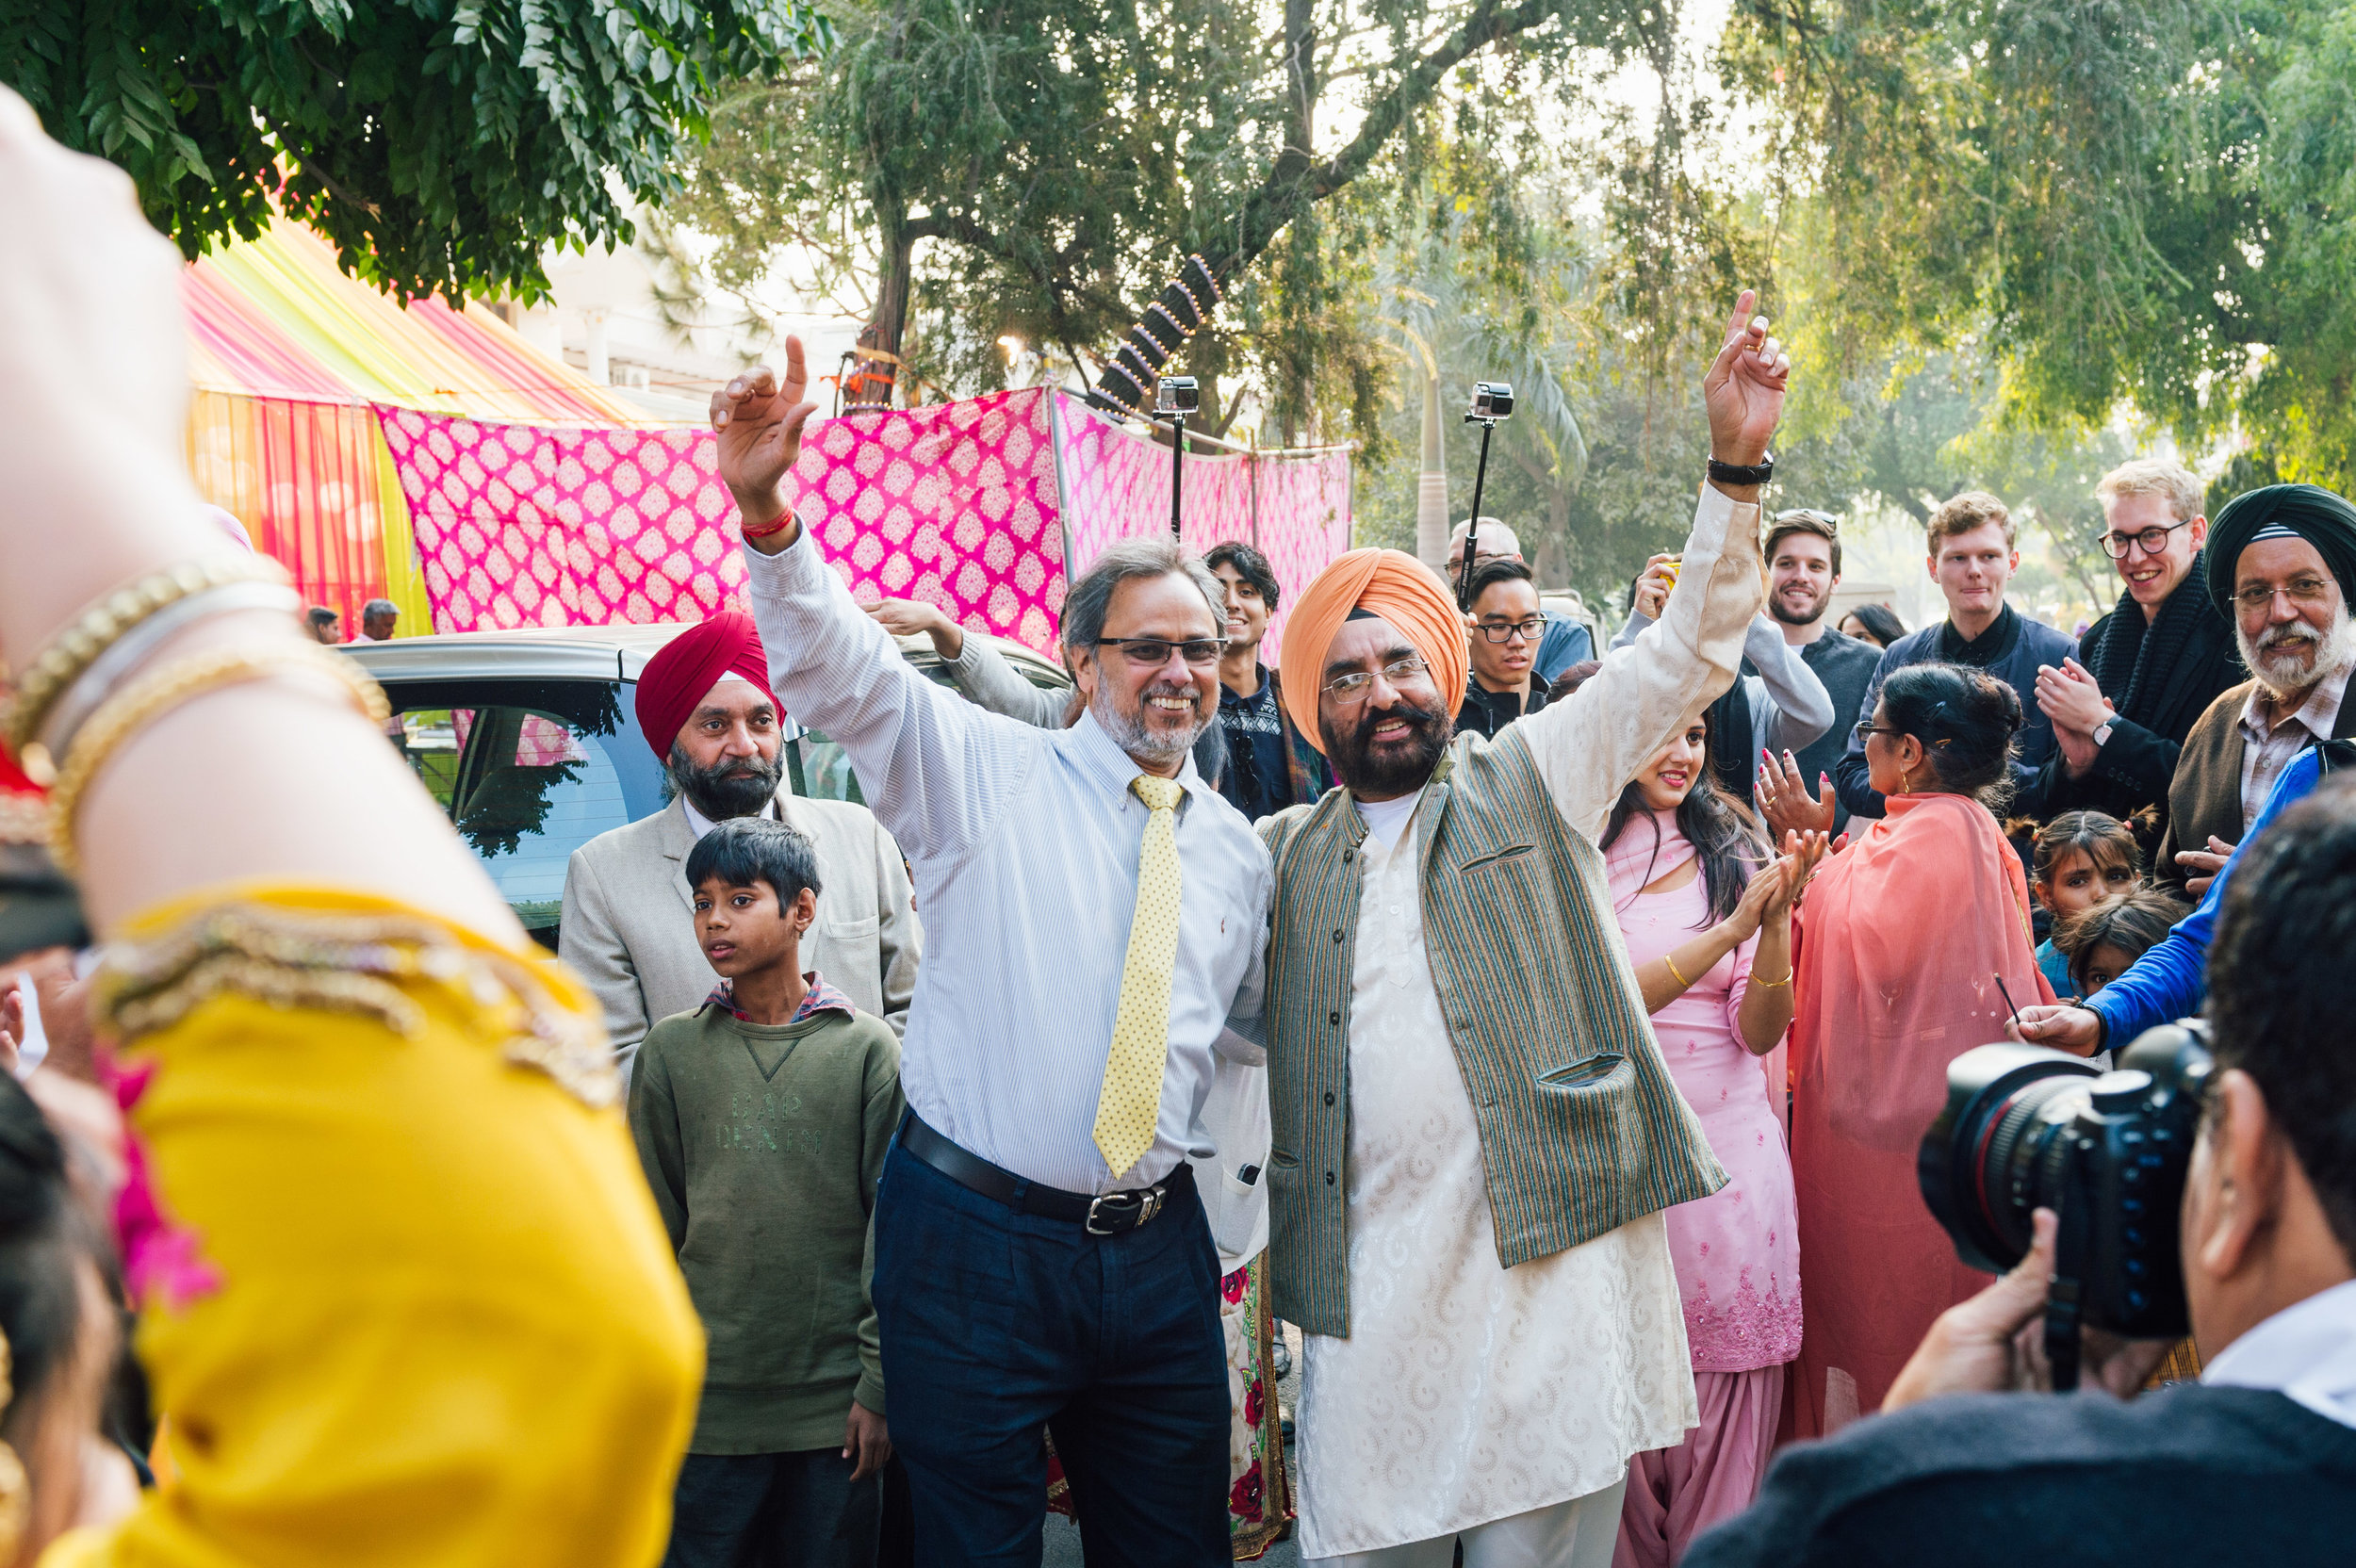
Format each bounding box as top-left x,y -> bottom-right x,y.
1707,452 -> 1775,486
2093,721 -> 2115,748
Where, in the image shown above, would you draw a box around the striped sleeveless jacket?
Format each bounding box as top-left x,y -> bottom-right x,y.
1256,731 -> 1727,1337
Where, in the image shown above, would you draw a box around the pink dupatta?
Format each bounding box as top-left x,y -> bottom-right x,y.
1785,792 -> 2054,1437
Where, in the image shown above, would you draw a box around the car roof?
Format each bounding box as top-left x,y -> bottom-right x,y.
337,618 -> 1071,687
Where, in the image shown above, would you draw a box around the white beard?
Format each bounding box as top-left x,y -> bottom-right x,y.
1092,680 -> 1207,767
2241,604 -> 2356,702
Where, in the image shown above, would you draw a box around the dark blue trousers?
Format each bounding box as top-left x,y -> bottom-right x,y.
872,1141 -> 1231,1567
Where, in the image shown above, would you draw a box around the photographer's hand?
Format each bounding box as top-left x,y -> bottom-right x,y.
2008,1004 -> 2104,1057
1885,1209 -> 2060,1410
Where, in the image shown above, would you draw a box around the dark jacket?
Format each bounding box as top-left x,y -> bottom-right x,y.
1456,680 -> 1548,743
2151,673 -> 2356,898
1789,630 -> 1883,830
2014,560 -> 2244,836
1215,664 -> 1333,822
1835,605 -> 2079,820
1686,1383 -> 2356,1568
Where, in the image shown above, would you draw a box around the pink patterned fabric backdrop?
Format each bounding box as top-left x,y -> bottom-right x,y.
377,407 -> 748,631
375,390 -> 1347,662
784,389 -> 1066,653
1052,394 -> 1351,663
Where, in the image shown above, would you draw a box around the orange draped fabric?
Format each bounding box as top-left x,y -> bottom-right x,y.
1785,792 -> 2055,1437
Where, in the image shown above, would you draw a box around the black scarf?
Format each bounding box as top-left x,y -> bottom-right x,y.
2084,550 -> 2222,725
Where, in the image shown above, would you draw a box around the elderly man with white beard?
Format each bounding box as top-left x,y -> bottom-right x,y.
2137,483 -> 2356,901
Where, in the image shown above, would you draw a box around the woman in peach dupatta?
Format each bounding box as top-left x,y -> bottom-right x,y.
1787,664 -> 2056,1437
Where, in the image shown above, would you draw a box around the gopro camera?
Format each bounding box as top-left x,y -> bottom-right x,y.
1156,376 -> 1201,416
1469,381 -> 1514,421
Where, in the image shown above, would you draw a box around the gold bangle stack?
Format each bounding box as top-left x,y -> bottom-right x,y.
48,641 -> 389,874
1,555 -> 288,779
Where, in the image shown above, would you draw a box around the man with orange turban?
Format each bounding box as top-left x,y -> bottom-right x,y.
1249,293 -> 1801,1566
561,609 -> 920,1074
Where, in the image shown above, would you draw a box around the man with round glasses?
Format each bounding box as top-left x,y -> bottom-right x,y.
2014,458 -> 2242,850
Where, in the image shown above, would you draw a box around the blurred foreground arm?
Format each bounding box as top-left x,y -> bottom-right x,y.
0,90 -> 699,1568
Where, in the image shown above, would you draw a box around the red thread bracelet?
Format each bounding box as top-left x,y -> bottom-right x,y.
741,511 -> 794,539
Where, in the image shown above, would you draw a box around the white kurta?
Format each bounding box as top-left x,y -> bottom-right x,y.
1294,804 -> 1696,1557
1289,482 -> 1762,1558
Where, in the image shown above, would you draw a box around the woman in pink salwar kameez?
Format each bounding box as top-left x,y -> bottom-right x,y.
1605,706 -> 1825,1567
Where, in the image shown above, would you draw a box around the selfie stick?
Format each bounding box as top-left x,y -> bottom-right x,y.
1457,381 -> 1513,611
1156,376 -> 1199,541
1458,418 -> 1498,611
1170,408 -> 1186,539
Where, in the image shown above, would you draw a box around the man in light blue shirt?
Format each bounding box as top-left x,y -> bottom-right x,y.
710,340 -> 1270,1567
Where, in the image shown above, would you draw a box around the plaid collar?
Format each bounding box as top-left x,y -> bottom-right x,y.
703,971 -> 858,1024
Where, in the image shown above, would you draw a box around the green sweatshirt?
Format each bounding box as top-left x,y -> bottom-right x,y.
628,998 -> 903,1455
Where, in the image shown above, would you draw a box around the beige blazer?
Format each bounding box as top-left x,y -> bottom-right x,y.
561,789 -> 921,1070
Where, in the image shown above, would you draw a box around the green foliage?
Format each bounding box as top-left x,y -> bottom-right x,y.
0,0 -> 832,302
1726,0 -> 2356,492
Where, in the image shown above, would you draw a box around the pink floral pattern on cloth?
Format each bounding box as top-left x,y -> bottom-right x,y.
376,407 -> 751,631
374,391 -> 1350,664
782,389 -> 1068,654
1053,394 -> 1352,664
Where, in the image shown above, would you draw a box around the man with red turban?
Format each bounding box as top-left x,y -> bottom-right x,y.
1250,294 -> 1804,1566
561,609 -> 920,1074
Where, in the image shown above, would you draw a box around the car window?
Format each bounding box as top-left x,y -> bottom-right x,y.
385,678 -> 667,948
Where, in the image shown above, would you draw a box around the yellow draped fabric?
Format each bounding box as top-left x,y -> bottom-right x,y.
42,885 -> 701,1568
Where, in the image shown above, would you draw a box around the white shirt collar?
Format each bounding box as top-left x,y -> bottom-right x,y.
680,792 -> 779,841
1352,791 -> 1421,854
2202,1277 -> 2356,1429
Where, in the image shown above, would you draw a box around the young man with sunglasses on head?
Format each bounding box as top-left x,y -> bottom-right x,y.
2013,459 -> 2243,844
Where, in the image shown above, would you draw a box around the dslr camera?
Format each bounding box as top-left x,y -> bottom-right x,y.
1155,375 -> 1201,416
1918,1022 -> 2214,1388
1468,381 -> 1514,421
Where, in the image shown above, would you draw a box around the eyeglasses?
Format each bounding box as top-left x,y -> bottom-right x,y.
2099,517 -> 2194,559
1475,617 -> 1546,644
1854,721 -> 1906,741
1323,653 -> 1432,703
1097,636 -> 1227,667
2233,579 -> 2335,613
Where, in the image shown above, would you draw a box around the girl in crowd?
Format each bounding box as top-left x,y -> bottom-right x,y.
0,112 -> 698,1563
1603,707 -> 1825,1567
1834,603 -> 1906,649
2023,810 -> 2144,998
1786,663 -> 2058,1438
2055,888 -> 2191,1000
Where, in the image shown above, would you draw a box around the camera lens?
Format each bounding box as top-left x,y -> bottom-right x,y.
1919,1044 -> 2102,1276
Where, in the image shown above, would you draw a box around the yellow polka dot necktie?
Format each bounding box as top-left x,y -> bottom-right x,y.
1094,775 -> 1185,1180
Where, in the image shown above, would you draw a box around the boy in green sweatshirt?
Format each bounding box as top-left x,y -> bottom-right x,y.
629,816 -> 905,1568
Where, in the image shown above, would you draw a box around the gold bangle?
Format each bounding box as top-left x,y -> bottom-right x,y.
1662,951 -> 1693,989
1750,970 -> 1793,988
48,641 -> 389,874
1,554 -> 288,768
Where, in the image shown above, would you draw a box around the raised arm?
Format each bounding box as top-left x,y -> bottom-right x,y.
1746,617 -> 1835,753
943,630 -> 1071,729
712,351 -> 1039,867
1518,291 -> 1786,839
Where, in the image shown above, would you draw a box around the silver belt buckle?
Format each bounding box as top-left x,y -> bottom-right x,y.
1086,1184 -> 1166,1236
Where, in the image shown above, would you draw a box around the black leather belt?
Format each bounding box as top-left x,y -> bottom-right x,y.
898,1113 -> 1189,1236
